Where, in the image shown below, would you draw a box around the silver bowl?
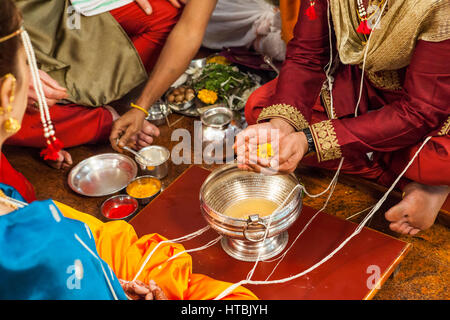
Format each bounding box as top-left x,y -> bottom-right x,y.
68,153 -> 138,197
200,164 -> 303,262
146,101 -> 171,126
135,145 -> 170,179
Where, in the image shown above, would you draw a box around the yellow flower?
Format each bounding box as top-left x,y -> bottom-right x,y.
206,55 -> 231,65
197,89 -> 218,105
257,143 -> 274,159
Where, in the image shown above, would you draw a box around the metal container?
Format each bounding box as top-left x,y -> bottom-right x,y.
100,195 -> 139,220
199,106 -> 245,163
126,175 -> 162,206
199,164 -> 303,262
135,146 -> 170,179
146,101 -> 171,126
68,153 -> 138,197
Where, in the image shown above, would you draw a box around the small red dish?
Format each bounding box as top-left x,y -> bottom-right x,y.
101,195 -> 139,220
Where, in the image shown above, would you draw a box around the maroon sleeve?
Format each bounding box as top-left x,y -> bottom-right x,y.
313,39 -> 450,162
256,1 -> 332,131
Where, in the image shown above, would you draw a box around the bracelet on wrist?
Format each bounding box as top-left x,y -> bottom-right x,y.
130,103 -> 149,117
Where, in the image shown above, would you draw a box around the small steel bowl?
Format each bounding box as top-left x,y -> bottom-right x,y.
135,146 -> 170,179
68,153 -> 138,197
146,102 -> 171,126
126,175 -> 162,206
100,195 -> 139,220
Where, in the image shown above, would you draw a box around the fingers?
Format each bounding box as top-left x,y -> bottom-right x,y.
135,0 -> 153,14
136,133 -> 154,148
30,70 -> 68,105
38,70 -> 65,90
167,0 -> 187,8
110,110 -> 147,152
149,280 -> 168,300
141,121 -> 160,137
61,150 -> 73,169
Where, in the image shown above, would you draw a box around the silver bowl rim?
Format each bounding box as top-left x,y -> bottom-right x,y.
126,175 -> 162,200
100,194 -> 139,220
68,153 -> 138,197
199,164 -> 302,223
135,145 -> 171,167
200,106 -> 233,129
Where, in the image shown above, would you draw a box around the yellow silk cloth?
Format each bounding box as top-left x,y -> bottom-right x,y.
54,201 -> 258,300
280,0 -> 301,43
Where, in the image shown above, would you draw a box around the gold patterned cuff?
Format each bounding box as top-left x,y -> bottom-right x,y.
257,104 -> 309,131
438,116 -> 450,136
310,120 -> 342,162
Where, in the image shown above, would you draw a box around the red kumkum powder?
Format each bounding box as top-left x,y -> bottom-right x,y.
106,204 -> 137,219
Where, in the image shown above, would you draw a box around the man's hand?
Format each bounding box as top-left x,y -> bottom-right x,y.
120,279 -> 168,300
110,108 -> 160,152
135,0 -> 188,15
135,0 -> 153,15
234,118 -> 308,174
167,0 -> 188,8
28,70 -> 68,113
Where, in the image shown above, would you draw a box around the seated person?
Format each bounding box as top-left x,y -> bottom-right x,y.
202,0 -> 287,62
6,0 -> 215,169
237,0 -> 450,236
0,0 -> 256,300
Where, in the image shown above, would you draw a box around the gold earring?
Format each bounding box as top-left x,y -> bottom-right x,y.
1,73 -> 20,134
3,118 -> 21,134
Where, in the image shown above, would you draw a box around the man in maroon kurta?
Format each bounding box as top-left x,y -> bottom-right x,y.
240,0 -> 450,235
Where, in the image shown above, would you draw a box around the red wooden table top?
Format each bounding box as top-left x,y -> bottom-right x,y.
130,166 -> 411,300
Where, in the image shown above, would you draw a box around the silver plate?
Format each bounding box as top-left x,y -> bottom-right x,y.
68,153 -> 138,197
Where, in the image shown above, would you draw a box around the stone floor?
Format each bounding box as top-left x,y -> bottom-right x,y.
4,111 -> 449,300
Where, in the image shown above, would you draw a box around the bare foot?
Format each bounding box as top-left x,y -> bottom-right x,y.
46,149 -> 73,170
385,182 -> 449,235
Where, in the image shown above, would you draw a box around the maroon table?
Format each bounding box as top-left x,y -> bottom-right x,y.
130,166 -> 411,300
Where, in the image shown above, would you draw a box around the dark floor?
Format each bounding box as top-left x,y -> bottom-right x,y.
4,111 -> 449,300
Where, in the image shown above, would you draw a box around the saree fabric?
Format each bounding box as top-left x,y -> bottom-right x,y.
0,180 -> 257,300
0,184 -> 127,300
56,202 -> 258,300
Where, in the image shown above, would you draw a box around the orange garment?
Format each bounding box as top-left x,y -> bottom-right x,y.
280,0 -> 301,43
54,201 -> 257,300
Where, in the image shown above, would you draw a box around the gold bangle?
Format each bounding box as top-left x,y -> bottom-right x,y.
130,103 -> 149,117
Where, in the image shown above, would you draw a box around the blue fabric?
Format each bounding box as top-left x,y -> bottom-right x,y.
0,184 -> 127,300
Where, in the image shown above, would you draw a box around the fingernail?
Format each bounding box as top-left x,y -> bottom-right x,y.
145,7 -> 152,15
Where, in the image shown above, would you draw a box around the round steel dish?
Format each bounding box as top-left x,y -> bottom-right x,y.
68,153 -> 138,197
199,164 -> 303,262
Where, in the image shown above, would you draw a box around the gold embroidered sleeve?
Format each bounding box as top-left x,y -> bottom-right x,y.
310,120 -> 343,162
438,117 -> 450,136
257,104 -> 309,131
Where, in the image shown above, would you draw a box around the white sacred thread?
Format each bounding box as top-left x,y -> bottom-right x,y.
325,0 -> 335,119
214,136 -> 432,300
132,225 -> 211,281
264,158 -> 343,281
167,236 -> 223,262
74,233 -> 119,300
354,0 -> 389,117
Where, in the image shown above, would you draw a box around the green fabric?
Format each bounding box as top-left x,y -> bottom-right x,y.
16,0 -> 148,107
